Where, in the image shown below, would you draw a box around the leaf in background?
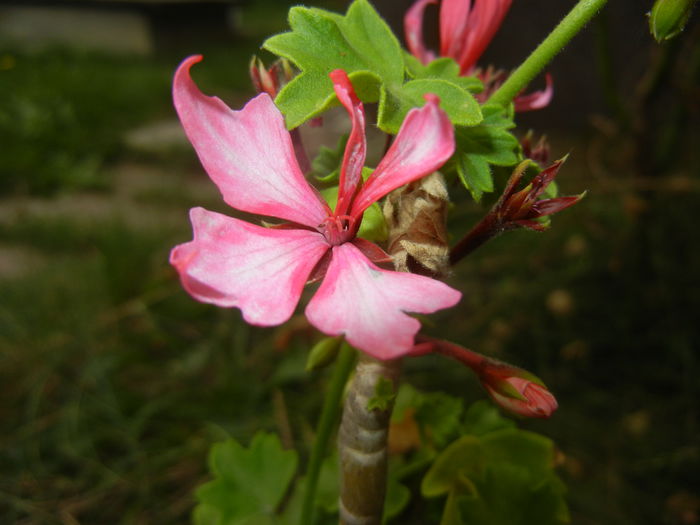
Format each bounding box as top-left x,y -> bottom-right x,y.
383,475 -> 411,522
391,384 -> 464,449
310,133 -> 348,182
263,0 -> 403,128
461,400 -> 516,437
421,435 -> 483,497
456,463 -> 569,525
423,426 -> 569,525
194,432 -> 298,525
415,391 -> 464,449
454,104 -> 520,201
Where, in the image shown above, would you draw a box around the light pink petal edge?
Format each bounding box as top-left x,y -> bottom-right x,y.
350,94 -> 455,218
514,73 -> 554,112
457,0 -> 512,74
440,0 -> 472,59
173,55 -> 330,228
329,70 -> 367,217
170,207 -> 329,326
405,0 -> 438,65
305,243 -> 461,360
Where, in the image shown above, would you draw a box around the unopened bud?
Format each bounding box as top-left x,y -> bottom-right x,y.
249,56 -> 280,98
305,336 -> 343,371
481,372 -> 558,419
649,0 -> 697,41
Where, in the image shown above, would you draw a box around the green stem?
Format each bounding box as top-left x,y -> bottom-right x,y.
301,343 -> 356,525
487,0 -> 609,107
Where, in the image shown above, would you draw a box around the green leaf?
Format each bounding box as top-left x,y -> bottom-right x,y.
383,476 -> 411,522
391,384 -> 464,449
415,391 -> 464,449
405,55 -> 483,94
310,133 -> 348,182
263,0 -> 403,128
421,435 -> 483,497
461,401 -> 515,437
425,426 -> 569,525
456,463 -> 569,525
194,432 -> 298,525
454,104 -> 519,201
481,429 -> 555,478
379,78 -> 482,133
367,376 -> 396,412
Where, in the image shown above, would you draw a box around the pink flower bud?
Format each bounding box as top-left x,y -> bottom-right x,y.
249,56 -> 280,98
481,370 -> 558,419
414,336 -> 558,418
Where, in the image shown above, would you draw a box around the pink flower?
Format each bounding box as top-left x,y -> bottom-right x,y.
405,0 -> 511,74
170,56 -> 461,360
404,0 -> 552,110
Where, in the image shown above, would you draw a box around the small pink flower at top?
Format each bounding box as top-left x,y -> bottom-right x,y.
170,55 -> 461,360
404,0 -> 552,111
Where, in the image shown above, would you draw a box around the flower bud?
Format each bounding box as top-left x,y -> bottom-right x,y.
481,372 -> 558,419
649,0 -> 697,42
249,56 -> 280,98
414,336 -> 558,418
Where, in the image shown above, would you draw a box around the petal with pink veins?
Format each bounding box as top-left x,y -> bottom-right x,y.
350,94 -> 454,217
305,243 -> 461,360
514,73 -> 554,112
170,207 -> 329,325
330,69 -> 367,217
405,0 -> 438,65
173,55 -> 330,228
439,0 -> 472,59
456,0 -> 512,74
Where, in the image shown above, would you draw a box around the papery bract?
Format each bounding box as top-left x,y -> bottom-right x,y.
170,55 -> 461,360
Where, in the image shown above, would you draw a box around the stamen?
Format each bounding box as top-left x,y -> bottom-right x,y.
318,215 -> 356,245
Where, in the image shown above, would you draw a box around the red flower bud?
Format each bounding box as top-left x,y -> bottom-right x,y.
413,336 -> 558,418
249,56 -> 280,98
480,366 -> 558,419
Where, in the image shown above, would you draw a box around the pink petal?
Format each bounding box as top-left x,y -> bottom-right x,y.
514,73 -> 554,112
440,0 -> 472,59
456,0 -> 512,74
305,243 -> 461,360
330,70 -> 367,217
350,94 -> 454,218
405,0 -> 438,65
170,207 -> 329,325
173,55 -> 330,228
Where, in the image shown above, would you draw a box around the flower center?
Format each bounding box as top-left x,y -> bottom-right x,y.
318,215 -> 356,246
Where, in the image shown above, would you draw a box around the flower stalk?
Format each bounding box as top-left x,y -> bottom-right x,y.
338,354 -> 401,524
301,343 -> 356,525
487,0 -> 609,108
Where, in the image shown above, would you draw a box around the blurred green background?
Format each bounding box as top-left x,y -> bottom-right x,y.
0,0 -> 698,523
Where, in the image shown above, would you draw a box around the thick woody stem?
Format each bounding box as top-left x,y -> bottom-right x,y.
338,355 -> 401,524
337,173 -> 451,524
